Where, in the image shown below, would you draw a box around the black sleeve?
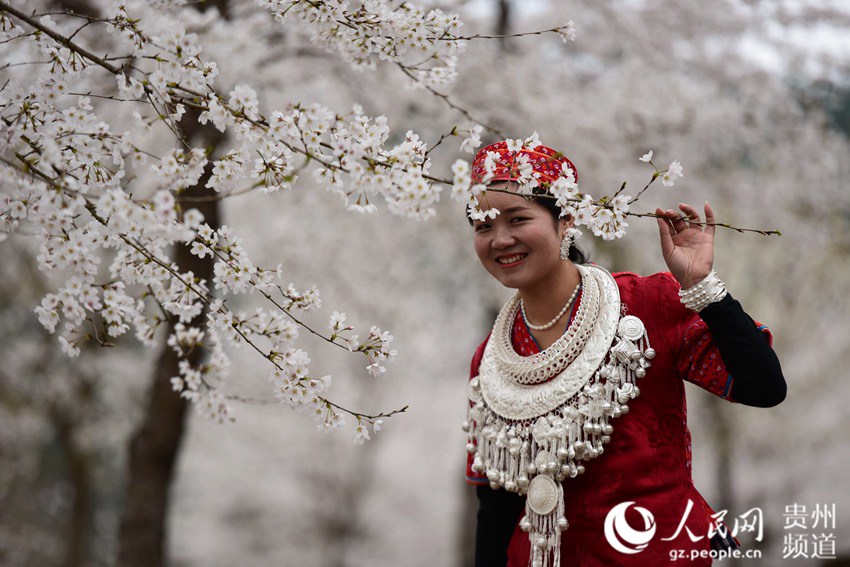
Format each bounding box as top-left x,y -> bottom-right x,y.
697,293 -> 786,407
475,485 -> 526,567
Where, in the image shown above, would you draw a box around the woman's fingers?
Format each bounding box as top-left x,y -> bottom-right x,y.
658,203 -> 717,237
655,207 -> 675,248
704,201 -> 716,237
667,207 -> 688,234
678,202 -> 701,230
673,202 -> 716,236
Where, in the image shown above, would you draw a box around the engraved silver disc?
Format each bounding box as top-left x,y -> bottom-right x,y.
527,475 -> 558,515
617,315 -> 645,341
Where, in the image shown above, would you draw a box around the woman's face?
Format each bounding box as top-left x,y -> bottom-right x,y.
472,189 -> 569,292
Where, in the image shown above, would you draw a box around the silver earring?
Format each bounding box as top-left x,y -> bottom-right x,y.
559,233 -> 572,260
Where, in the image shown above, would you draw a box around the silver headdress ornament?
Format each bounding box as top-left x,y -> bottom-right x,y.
462,264 -> 655,567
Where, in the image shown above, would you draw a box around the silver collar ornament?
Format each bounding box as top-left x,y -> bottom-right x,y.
463,265 -> 655,567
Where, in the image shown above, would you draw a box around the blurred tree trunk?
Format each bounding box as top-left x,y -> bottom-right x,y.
115,317 -> 199,566
496,0 -> 514,53
707,402 -> 734,517
456,304 -> 501,567
116,129 -> 225,566
117,2 -> 229,561
43,4 -> 100,566
313,439 -> 375,567
457,486 -> 477,567
53,410 -> 93,567
49,0 -> 97,17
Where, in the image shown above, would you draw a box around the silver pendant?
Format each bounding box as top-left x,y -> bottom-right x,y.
617,315 -> 646,341
527,475 -> 559,515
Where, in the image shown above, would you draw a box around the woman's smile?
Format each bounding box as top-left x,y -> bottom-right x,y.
495,253 -> 528,267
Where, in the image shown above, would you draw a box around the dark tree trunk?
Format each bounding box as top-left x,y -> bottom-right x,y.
495,0 -> 514,53
42,1 -> 233,565
457,484 -> 478,567
708,401 -> 734,516
116,0 -> 231,558
456,304 -> 501,567
49,0 -> 97,18
115,329 -> 198,567
53,412 -> 93,567
116,112 -> 227,566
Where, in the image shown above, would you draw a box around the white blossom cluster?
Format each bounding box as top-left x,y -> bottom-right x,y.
267,313 -> 395,437
0,0 -> 440,438
257,0 -> 465,88
256,102 -> 439,218
198,96 -> 441,217
451,133 -> 686,241
0,0 -> 579,440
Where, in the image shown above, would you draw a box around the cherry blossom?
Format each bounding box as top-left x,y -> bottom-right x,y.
662,160 -> 685,187
0,0 -> 762,443
558,21 -> 577,43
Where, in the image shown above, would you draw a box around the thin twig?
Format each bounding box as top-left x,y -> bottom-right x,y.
67,91 -> 147,103
424,125 -> 457,159
0,2 -> 123,74
395,63 -> 504,137
480,187 -> 781,236
448,26 -> 568,41
626,211 -> 782,236
629,170 -> 659,203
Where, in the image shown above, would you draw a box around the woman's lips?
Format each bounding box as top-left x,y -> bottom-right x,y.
496,253 -> 527,267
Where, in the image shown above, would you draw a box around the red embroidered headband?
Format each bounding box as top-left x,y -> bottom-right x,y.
470,140 -> 578,186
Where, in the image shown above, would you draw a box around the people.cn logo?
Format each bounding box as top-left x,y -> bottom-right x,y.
603,502 -> 657,554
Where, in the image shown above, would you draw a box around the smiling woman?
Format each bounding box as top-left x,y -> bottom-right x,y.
474,193 -> 571,288
462,141 -> 787,567
472,191 -> 580,351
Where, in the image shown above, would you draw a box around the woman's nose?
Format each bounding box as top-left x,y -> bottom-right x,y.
491,228 -> 515,249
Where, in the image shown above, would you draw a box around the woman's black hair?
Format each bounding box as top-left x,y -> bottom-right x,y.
466,184 -> 589,265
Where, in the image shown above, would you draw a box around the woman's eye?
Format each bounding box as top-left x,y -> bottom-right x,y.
510,217 -> 527,223
474,223 -> 490,232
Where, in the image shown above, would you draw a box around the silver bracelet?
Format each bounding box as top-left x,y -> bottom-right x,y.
678,269 -> 728,312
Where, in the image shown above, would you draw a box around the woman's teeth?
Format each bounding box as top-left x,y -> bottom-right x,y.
498,254 -> 526,264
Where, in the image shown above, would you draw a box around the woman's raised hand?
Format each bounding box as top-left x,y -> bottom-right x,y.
655,202 -> 716,289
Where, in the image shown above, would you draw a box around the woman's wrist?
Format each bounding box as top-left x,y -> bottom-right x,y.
678,269 -> 728,312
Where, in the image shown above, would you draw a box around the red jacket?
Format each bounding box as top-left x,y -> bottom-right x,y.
466,272 -> 770,566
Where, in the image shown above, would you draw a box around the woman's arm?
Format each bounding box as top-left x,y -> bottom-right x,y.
657,201 -> 786,407
698,293 -> 786,407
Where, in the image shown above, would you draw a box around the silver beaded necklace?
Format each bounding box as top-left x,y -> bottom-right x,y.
520,281 -> 582,331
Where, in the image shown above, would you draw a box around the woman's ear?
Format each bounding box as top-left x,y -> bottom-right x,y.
558,214 -> 575,239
